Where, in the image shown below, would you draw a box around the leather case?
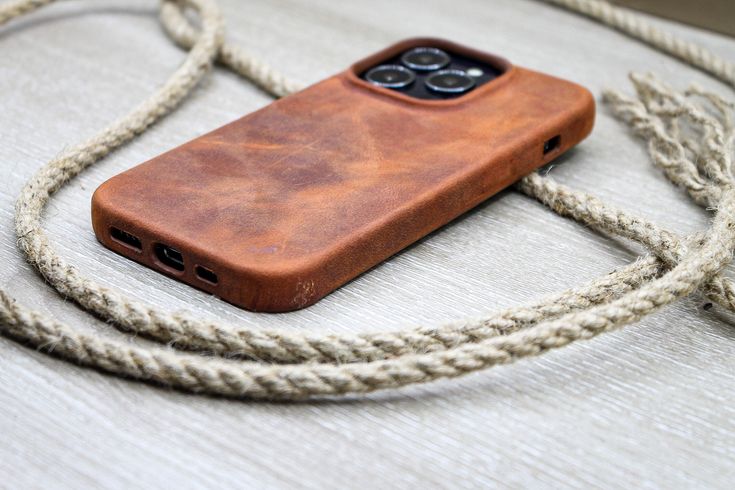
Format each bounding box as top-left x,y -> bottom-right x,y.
92,38 -> 595,312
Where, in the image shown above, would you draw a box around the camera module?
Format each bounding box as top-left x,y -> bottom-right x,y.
425,69 -> 476,94
401,47 -> 451,71
365,64 -> 416,88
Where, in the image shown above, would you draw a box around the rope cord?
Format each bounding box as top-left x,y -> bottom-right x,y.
1,0 -> 734,399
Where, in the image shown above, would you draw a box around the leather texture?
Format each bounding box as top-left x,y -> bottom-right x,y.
92,38 -> 595,312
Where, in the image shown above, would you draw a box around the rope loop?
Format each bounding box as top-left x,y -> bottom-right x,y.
0,0 -> 734,399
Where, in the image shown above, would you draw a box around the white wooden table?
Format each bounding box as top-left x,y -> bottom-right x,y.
2,0 -> 734,487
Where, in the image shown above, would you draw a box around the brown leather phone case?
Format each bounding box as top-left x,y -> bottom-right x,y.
92,38 -> 595,312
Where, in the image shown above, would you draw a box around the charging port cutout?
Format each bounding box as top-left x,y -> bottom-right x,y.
110,227 -> 142,252
195,265 -> 218,285
154,243 -> 185,272
543,135 -> 561,155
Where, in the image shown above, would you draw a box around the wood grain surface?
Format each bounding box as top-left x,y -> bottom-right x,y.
1,0 -> 734,488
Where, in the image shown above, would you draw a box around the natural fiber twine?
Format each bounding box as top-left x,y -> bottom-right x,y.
1,0 -> 734,399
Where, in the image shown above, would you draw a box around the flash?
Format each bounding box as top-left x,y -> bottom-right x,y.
466,67 -> 484,77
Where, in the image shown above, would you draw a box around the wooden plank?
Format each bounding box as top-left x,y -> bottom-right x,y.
1,0 -> 734,487
615,0 -> 735,37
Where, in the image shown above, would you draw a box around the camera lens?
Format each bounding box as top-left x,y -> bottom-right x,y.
365,64 -> 415,88
401,47 -> 451,71
425,70 -> 476,94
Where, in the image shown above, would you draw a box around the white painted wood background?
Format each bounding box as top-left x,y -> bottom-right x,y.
1,0 -> 734,488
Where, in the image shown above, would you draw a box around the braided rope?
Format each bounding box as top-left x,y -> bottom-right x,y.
1,0 -> 734,399
545,0 -> 735,87
0,0 -> 49,25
